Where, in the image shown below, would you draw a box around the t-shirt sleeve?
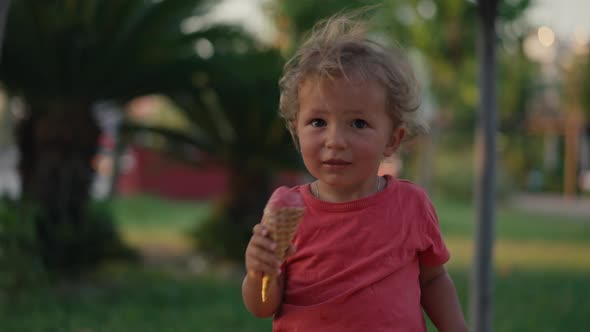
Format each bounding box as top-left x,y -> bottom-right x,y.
417,194 -> 450,266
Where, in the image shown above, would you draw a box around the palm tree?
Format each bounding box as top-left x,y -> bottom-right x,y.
0,0 -> 223,272
126,41 -> 302,260
191,48 -> 301,260
0,0 -> 10,58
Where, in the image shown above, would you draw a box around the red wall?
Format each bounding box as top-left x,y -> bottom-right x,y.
117,146 -> 306,200
118,146 -> 228,200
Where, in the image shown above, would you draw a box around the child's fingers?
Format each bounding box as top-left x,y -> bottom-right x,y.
249,236 -> 280,263
251,224 -> 278,258
246,245 -> 281,276
252,224 -> 269,237
250,229 -> 276,252
246,224 -> 281,275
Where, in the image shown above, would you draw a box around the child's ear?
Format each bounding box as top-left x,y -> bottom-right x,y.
384,127 -> 405,157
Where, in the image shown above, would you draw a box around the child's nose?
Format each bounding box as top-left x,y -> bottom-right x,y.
325,125 -> 347,149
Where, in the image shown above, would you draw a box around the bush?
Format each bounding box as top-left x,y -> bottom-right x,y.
35,200 -> 137,275
193,200 -> 256,262
0,197 -> 137,289
0,198 -> 46,295
429,147 -> 515,201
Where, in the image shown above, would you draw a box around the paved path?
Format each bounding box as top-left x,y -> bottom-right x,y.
511,193 -> 590,219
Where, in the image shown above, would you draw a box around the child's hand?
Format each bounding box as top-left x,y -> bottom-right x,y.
243,223 -> 294,317
245,224 -> 292,279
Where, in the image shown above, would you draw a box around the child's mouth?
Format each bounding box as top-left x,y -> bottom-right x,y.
322,159 -> 351,166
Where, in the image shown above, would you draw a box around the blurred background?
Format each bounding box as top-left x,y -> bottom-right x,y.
0,0 -> 588,331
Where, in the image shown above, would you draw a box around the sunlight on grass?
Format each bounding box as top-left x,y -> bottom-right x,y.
112,194 -> 210,230
434,198 -> 590,244
112,194 -> 208,253
121,229 -> 192,254
446,236 -> 590,272
434,197 -> 590,272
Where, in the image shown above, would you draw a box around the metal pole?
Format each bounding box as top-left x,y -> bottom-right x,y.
471,1 -> 498,332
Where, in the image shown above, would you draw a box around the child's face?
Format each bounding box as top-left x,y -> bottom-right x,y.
295,76 -> 404,195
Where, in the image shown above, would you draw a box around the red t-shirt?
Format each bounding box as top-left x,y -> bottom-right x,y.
273,176 -> 450,332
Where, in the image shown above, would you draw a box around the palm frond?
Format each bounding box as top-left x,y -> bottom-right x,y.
0,0 -> 218,103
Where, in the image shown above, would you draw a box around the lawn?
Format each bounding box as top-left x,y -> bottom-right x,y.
1,194 -> 589,331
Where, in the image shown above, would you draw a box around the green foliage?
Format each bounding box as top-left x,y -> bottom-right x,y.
1,0 -> 303,265
583,55 -> 590,114
35,200 -> 137,275
274,0 -> 381,53
377,0 -> 534,133
191,168 -> 274,261
0,197 -> 136,281
0,0 -> 217,104
421,142 -> 515,201
194,211 -> 252,261
498,133 -> 550,192
498,39 -> 538,132
130,40 -> 303,261
375,0 -> 479,131
0,0 -> 226,275
565,51 -> 590,117
0,198 -> 46,294
136,39 -> 301,170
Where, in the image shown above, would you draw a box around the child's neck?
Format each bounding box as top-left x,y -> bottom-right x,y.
313,176 -> 385,202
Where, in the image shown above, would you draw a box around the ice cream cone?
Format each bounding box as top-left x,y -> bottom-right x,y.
260,188 -> 305,302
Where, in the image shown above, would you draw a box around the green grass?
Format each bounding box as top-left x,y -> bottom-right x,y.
112,194 -> 210,230
434,197 -> 590,244
434,197 -> 590,273
111,194 -> 210,252
446,268 -> 590,332
1,194 -> 589,331
1,267 -> 271,332
2,266 -> 588,332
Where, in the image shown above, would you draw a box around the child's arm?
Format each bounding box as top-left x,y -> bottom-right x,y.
242,224 -> 287,317
420,264 -> 468,332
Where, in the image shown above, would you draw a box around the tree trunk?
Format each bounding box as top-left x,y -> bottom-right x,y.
471,1 -> 498,332
195,163 -> 272,261
0,0 -> 11,61
15,104 -> 111,272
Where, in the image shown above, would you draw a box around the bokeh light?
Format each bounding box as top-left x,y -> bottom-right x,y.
538,26 -> 555,47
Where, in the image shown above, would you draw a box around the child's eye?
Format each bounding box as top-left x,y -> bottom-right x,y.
310,119 -> 326,127
351,119 -> 368,129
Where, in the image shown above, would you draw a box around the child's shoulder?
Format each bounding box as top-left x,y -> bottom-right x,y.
389,177 -> 431,201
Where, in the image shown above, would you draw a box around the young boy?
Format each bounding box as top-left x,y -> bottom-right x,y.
243,13 -> 468,332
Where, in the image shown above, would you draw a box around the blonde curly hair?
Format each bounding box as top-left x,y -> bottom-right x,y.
278,13 -> 425,149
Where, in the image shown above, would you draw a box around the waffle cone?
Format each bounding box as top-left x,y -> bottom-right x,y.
261,206 -> 304,302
